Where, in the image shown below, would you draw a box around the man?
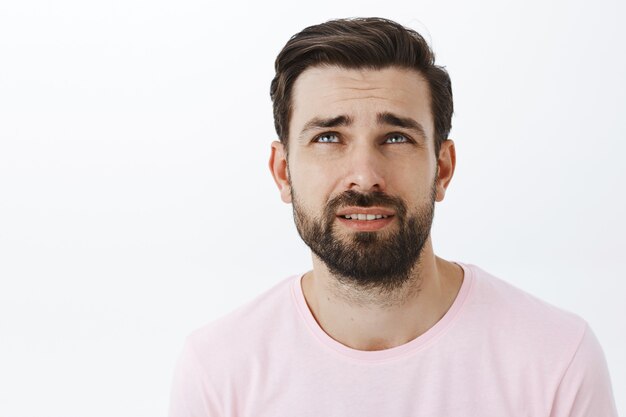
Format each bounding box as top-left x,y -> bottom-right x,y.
169,17 -> 617,416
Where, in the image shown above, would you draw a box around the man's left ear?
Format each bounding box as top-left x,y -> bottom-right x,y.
435,139 -> 456,202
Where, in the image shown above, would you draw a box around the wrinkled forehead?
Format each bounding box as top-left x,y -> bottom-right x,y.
289,65 -> 434,140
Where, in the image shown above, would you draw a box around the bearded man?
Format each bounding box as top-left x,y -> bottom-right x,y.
169,17 -> 617,417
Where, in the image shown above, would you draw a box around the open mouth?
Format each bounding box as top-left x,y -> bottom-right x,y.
335,214 -> 395,231
338,213 -> 392,221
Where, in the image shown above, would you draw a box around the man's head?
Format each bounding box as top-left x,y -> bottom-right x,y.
270,17 -> 453,159
268,18 -> 456,292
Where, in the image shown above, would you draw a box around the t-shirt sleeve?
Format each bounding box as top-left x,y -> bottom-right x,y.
168,336 -> 222,417
549,322 -> 618,417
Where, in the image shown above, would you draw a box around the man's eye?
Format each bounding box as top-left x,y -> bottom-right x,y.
314,133 -> 340,143
386,134 -> 409,144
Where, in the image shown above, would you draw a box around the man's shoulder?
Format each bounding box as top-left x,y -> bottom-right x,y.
468,263 -> 585,320
184,272 -> 302,356
464,262 -> 588,351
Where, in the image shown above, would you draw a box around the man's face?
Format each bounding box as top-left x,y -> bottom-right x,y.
272,65 -> 446,292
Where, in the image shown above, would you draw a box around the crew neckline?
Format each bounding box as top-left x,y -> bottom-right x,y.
290,261 -> 475,363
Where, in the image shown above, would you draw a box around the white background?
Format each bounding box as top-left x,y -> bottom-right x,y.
1,0 -> 624,415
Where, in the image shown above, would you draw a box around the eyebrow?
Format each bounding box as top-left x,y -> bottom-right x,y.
299,114 -> 354,138
378,112 -> 426,139
298,111 -> 427,142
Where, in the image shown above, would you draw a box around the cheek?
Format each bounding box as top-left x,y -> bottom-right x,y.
291,171 -> 337,212
394,168 -> 436,200
291,155 -> 337,189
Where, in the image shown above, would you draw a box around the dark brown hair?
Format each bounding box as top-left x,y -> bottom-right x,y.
269,17 -> 453,158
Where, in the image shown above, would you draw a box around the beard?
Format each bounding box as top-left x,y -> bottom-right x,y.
291,180 -> 437,293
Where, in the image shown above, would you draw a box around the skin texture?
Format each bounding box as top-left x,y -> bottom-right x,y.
269,65 -> 464,351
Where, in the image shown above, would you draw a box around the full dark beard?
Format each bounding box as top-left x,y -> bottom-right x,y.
291,181 -> 437,293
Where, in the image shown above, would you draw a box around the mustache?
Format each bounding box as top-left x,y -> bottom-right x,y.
326,190 -> 407,218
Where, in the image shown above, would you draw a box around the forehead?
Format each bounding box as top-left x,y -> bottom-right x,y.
289,65 -> 433,139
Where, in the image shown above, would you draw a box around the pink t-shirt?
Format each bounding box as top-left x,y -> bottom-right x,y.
168,262 -> 618,416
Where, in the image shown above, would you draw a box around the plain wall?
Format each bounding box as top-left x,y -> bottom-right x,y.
0,0 -> 624,415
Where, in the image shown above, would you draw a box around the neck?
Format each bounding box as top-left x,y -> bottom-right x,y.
301,239 -> 464,351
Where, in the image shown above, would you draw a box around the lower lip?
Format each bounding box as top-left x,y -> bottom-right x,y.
336,216 -> 394,231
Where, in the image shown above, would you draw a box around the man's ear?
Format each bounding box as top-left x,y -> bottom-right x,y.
269,140 -> 292,204
435,139 -> 456,202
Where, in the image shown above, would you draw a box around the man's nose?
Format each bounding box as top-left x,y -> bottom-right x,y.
342,144 -> 387,193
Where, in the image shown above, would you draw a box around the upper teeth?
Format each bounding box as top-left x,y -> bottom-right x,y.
343,214 -> 389,220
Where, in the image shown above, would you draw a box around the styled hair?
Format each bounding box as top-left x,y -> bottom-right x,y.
269,17 -> 453,158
